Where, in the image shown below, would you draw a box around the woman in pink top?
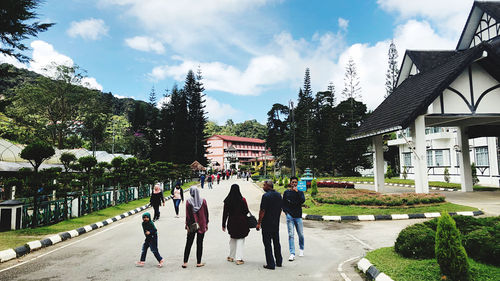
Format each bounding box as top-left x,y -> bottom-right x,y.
182,187 -> 209,268
170,182 -> 184,218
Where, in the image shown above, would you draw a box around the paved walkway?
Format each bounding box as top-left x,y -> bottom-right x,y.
0,178 -> 422,281
357,183 -> 500,216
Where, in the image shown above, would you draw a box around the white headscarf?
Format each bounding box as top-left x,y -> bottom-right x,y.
188,187 -> 203,212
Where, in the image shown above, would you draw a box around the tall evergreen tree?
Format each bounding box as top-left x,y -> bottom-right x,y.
341,57 -> 362,101
385,40 -> 399,98
295,68 -> 315,171
170,85 -> 191,164
184,69 -> 207,165
266,103 -> 291,168
149,86 -> 157,106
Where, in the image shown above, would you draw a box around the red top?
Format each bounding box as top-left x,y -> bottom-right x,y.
186,199 -> 209,234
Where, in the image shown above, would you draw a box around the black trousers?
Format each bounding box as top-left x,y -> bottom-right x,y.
262,231 -> 282,268
184,232 -> 205,263
152,204 -> 160,220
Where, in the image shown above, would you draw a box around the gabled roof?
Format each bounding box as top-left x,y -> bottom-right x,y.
457,1 -> 500,50
406,51 -> 458,73
210,135 -> 266,144
349,43 -> 489,141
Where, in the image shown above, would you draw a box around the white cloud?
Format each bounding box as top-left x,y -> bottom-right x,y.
67,18 -> 109,40
25,40 -> 103,91
338,18 -> 349,30
125,36 -> 165,54
377,0 -> 473,37
204,96 -> 239,124
99,0 -> 277,55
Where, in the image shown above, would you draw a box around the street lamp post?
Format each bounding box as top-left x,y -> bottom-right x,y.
309,155 -> 317,178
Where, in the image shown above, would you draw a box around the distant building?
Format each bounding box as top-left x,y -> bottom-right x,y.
205,135 -> 268,170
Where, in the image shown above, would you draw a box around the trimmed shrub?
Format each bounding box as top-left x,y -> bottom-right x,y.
444,167 -> 450,183
284,177 -> 289,187
278,177 -> 283,186
311,179 -> 318,197
435,212 -> 470,281
395,223 -> 436,259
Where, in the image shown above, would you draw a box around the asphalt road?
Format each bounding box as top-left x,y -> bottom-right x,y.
0,179 -> 423,281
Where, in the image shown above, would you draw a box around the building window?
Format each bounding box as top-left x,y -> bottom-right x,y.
435,150 -> 443,166
427,150 -> 433,166
475,146 -> 489,166
403,152 -> 412,166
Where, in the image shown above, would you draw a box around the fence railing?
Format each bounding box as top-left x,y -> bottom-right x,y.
22,198 -> 72,229
80,192 -> 113,215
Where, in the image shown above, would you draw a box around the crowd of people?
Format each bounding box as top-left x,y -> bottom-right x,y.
199,170 -> 252,189
138,175 -> 305,271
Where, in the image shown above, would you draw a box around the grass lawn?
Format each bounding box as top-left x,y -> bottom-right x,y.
303,200 -> 477,216
0,181 -> 198,251
365,247 -> 500,281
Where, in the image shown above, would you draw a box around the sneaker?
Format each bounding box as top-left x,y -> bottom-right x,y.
288,254 -> 295,261
136,261 -> 145,267
299,250 -> 304,257
158,259 -> 165,268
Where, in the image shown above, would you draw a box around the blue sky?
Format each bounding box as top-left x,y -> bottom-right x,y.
1,0 -> 476,124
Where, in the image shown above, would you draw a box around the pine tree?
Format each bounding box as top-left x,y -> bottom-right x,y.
149,86 -> 157,106
295,68 -> 315,171
385,40 -> 399,98
0,0 -> 54,63
341,57 -> 362,101
184,69 -> 207,165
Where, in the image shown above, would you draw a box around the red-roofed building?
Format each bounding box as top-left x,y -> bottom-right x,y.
205,135 -> 268,170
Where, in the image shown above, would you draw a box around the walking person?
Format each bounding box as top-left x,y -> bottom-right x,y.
256,180 -> 283,270
136,212 -> 165,267
171,182 -> 184,218
182,187 -> 209,268
222,184 -> 250,265
150,184 -> 165,221
200,174 -> 205,189
283,176 -> 305,261
217,173 -> 221,184
207,174 -> 213,189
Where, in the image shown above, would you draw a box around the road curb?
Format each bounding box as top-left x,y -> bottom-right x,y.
303,210 -> 483,222
357,258 -> 393,281
0,185 -> 199,264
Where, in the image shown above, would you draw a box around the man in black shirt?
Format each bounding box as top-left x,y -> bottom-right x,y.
256,180 -> 283,269
283,176 -> 305,261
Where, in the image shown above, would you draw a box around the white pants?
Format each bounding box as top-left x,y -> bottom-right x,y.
229,238 -> 245,260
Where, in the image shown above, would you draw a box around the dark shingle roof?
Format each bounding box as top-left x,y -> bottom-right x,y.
476,1 -> 500,22
407,51 -> 458,73
349,46 -> 485,140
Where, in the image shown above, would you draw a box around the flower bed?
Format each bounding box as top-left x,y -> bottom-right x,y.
317,181 -> 354,188
315,188 -> 445,207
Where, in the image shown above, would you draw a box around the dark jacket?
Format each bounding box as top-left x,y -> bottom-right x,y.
222,197 -> 250,239
283,189 -> 305,218
170,187 -> 184,201
150,191 -> 165,206
141,212 -> 157,239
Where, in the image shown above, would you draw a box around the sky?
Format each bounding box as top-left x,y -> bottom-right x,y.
0,0 -> 478,125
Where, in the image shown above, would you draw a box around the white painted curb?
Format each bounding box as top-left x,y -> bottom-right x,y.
456,211 -> 474,216
357,258 -> 372,273
0,249 -> 16,262
323,215 -> 341,221
358,215 -> 375,221
424,212 -> 441,218
48,235 -> 62,245
27,240 -> 42,251
95,222 -> 104,228
68,230 -> 79,238
84,225 -> 93,232
391,214 -> 409,220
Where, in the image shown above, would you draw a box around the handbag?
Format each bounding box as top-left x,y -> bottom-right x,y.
187,204 -> 200,234
246,211 -> 258,229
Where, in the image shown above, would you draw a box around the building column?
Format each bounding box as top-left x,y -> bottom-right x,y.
457,126 -> 473,192
372,135 -> 385,192
410,115 -> 429,193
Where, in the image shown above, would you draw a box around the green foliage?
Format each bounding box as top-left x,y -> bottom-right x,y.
444,167 -> 450,183
60,152 -> 76,172
20,141 -> 55,172
284,177 -> 289,187
471,163 -> 479,185
311,179 -> 318,197
278,177 -> 283,186
385,165 -> 397,178
402,166 -> 408,180
395,223 -> 436,259
0,0 -> 54,63
435,212 -> 470,281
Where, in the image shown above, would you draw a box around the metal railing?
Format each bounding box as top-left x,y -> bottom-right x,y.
22,198 -> 72,228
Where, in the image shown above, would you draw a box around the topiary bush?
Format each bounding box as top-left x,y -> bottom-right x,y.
278,177 -> 283,186
395,223 -> 436,259
435,212 -> 470,281
311,179 -> 318,197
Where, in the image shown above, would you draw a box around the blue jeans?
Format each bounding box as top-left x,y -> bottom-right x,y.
140,234 -> 163,262
286,213 -> 304,255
